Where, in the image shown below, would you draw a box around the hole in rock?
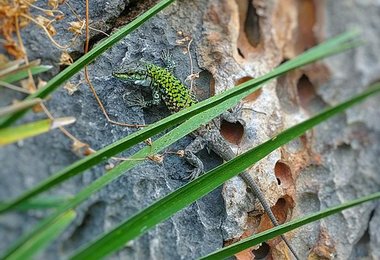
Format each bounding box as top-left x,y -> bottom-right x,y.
236,0 -> 262,59
277,197 -> 286,207
274,161 -> 293,189
252,242 -> 270,259
297,74 -> 316,108
244,0 -> 261,47
220,120 -> 244,145
259,196 -> 294,232
297,0 -> 317,51
235,76 -> 262,102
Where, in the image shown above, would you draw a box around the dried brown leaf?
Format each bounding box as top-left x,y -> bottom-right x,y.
176,150 -> 185,157
68,21 -> 85,35
20,78 -> 35,93
148,154 -> 164,164
63,82 -> 78,95
48,0 -> 59,9
37,78 -> 47,89
36,15 -> 56,36
59,51 -> 73,65
72,140 -> 94,157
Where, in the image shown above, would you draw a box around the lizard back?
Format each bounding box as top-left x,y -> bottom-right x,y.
145,64 -> 197,112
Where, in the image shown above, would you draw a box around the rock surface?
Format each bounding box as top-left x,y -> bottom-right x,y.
0,0 -> 379,259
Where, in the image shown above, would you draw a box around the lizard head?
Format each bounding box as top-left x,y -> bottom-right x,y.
112,62 -> 149,84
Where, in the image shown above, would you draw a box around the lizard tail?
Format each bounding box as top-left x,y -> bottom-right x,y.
239,172 -> 300,260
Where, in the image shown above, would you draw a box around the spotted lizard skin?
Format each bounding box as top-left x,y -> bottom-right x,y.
144,63 -> 197,112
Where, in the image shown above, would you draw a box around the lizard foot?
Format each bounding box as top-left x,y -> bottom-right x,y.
183,167 -> 204,180
183,149 -> 204,180
221,102 -> 266,125
221,102 -> 244,123
160,50 -> 176,73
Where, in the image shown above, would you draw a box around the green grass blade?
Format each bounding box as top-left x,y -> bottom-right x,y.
0,65 -> 52,84
70,83 -> 380,259
201,192 -> 380,260
0,196 -> 71,211
0,0 -> 175,128
5,210 -> 76,260
0,117 -> 75,146
0,30 -> 360,214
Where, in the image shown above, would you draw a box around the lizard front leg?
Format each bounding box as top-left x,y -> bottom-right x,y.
221,102 -> 266,124
147,87 -> 162,107
220,102 -> 244,123
160,50 -> 176,73
123,86 -> 162,108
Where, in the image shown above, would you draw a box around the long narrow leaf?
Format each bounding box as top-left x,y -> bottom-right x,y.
70,83 -> 380,259
0,0 -> 175,128
6,210 -> 76,260
1,65 -> 52,84
0,117 -> 75,146
0,30 -> 360,213
201,192 -> 380,260
0,196 -> 71,211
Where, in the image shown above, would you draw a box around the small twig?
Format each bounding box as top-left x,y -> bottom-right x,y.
0,98 -> 41,117
0,80 -> 31,94
40,102 -> 81,143
15,14 -> 90,152
111,156 -> 146,161
66,1 -> 109,37
186,38 -> 196,93
15,15 -> 35,93
181,37 -> 199,97
82,0 -> 145,128
84,0 -> 90,53
20,13 -> 71,50
88,26 -> 109,37
0,59 -> 40,78
22,0 -> 64,16
66,0 -> 82,21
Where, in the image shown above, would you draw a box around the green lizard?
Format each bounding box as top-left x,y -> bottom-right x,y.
113,52 -> 300,260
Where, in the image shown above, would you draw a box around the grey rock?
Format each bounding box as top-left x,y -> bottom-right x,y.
1,0 -> 380,259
